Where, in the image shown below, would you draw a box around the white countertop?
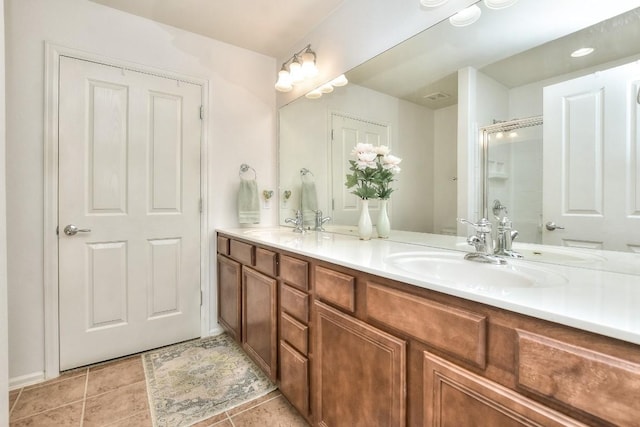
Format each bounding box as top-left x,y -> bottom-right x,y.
217,227 -> 640,346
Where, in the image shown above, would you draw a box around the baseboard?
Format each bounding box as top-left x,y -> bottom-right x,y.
207,325 -> 224,337
9,371 -> 46,390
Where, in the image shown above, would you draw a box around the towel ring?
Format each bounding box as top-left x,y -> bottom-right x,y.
300,168 -> 314,177
239,163 -> 257,179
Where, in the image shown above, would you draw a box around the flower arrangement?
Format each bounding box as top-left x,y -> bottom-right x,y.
345,143 -> 402,200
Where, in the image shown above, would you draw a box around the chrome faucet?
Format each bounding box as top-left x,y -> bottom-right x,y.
458,218 -> 506,264
314,210 -> 331,231
492,200 -> 522,258
494,216 -> 523,258
285,210 -> 305,233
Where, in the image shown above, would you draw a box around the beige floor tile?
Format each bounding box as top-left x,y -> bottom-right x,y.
86,357 -> 145,397
231,395 -> 309,427
89,354 -> 141,372
9,401 -> 83,427
83,380 -> 148,427
9,390 -> 20,412
211,420 -> 233,427
226,389 -> 282,416
104,409 -> 152,427
10,375 -> 86,421
23,367 -> 87,391
190,411 -> 230,427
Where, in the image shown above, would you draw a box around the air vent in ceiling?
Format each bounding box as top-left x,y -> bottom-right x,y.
423,91 -> 451,101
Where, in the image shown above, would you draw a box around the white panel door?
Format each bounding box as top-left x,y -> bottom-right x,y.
58,56 -> 202,370
330,114 -> 389,226
543,61 -> 640,251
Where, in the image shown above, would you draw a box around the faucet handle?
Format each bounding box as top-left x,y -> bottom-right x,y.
457,217 -> 492,233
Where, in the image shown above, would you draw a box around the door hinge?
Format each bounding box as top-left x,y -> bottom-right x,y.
56,226 -> 59,236
199,198 -> 203,213
200,106 -> 204,120
331,129 -> 334,140
332,198 -> 335,210
200,290 -> 203,306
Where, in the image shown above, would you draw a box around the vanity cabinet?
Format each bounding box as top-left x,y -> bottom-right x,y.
216,232 -> 640,427
242,266 -> 278,382
278,254 -> 312,421
216,237 -> 278,382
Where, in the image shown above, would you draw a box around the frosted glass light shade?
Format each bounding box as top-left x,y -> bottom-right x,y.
483,0 -> 518,10
420,0 -> 449,7
289,60 -> 304,84
449,5 -> 481,27
274,69 -> 293,92
330,74 -> 348,87
305,89 -> 323,99
301,52 -> 318,78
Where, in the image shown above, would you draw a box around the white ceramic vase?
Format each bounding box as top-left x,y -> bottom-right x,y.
358,199 -> 373,240
377,199 -> 390,238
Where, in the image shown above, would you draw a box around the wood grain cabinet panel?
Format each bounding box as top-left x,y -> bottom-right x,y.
314,301 -> 406,427
517,330 -> 640,426
365,282 -> 487,368
280,312 -> 308,355
242,266 -> 277,382
280,255 -> 309,291
230,239 -> 254,265
280,283 -> 309,323
217,236 -> 229,255
315,266 -> 355,313
255,247 -> 277,277
280,341 -> 310,419
423,352 -> 587,427
216,254 -> 241,342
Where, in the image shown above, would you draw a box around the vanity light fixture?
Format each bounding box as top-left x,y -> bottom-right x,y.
571,47 -> 595,58
275,44 -> 318,92
305,74 -> 349,99
449,4 -> 481,27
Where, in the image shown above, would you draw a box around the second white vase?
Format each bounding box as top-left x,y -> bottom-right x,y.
358,199 -> 373,240
377,199 -> 390,238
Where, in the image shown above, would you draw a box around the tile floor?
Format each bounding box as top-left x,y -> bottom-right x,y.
8,354 -> 309,426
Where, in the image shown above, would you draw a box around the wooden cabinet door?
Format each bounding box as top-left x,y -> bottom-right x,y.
280,340 -> 309,418
217,254 -> 241,342
242,266 -> 278,382
423,352 -> 587,427
314,301 -> 406,427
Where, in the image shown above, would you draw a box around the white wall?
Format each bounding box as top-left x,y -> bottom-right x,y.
0,0 -> 9,421
5,0 -> 276,384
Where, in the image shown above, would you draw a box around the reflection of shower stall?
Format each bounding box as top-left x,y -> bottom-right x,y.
481,116 -> 543,244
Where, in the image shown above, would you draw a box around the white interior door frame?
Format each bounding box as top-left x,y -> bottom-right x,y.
43,43 -> 210,379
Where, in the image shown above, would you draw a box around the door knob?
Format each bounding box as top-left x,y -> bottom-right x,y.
545,221 -> 565,231
63,224 -> 91,236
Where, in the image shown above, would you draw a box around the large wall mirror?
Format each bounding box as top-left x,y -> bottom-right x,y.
278,0 -> 640,272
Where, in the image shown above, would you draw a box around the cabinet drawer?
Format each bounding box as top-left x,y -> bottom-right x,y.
517,330 -> 640,426
217,235 -> 230,255
229,239 -> 254,265
280,255 -> 308,291
255,247 -> 277,277
279,341 -> 309,418
315,266 -> 355,313
280,283 -> 309,323
365,282 -> 487,368
281,312 -> 308,355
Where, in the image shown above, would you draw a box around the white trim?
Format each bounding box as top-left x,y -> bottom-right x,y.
43,42 -> 210,379
9,371 -> 46,390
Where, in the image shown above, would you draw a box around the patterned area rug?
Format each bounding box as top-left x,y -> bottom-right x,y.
143,333 -> 276,427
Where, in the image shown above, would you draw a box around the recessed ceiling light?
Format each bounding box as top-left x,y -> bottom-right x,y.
449,5 -> 482,27
420,0 -> 449,7
483,0 -> 518,10
571,47 -> 595,58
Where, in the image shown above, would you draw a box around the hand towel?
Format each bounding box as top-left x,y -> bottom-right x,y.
238,179 -> 260,224
301,180 -> 318,225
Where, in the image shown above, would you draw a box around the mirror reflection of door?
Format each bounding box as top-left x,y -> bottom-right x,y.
330,113 -> 389,226
543,60 -> 640,252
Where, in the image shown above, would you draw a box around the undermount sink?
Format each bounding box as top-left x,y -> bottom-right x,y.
242,228 -> 302,239
455,242 -> 606,264
384,251 -> 567,293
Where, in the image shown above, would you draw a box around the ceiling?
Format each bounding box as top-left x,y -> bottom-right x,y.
88,0 -> 345,58
346,0 -> 640,109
